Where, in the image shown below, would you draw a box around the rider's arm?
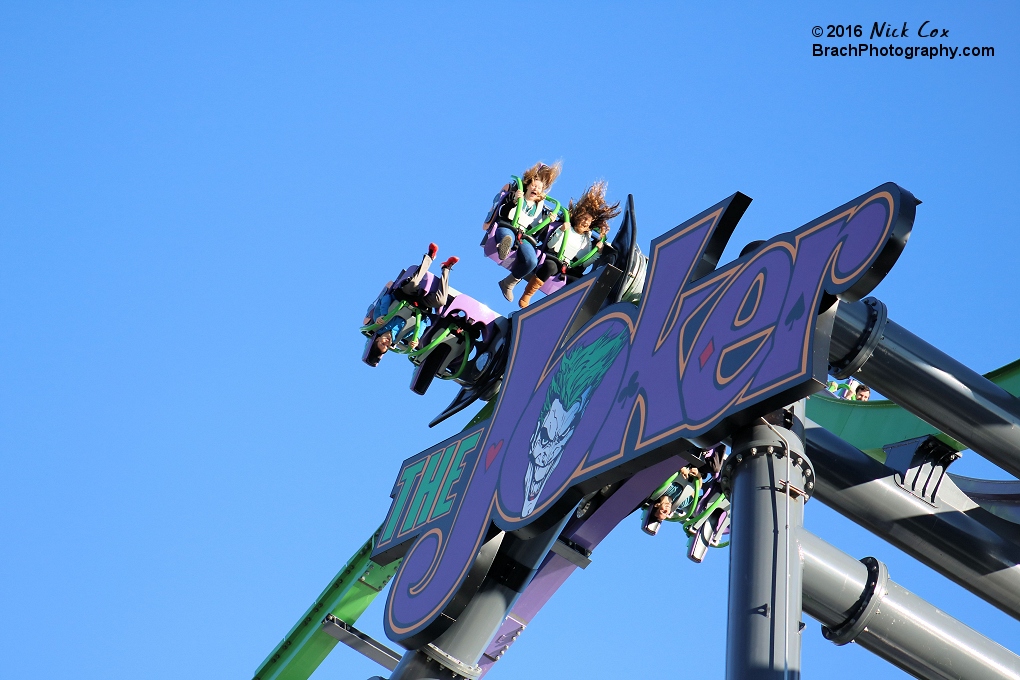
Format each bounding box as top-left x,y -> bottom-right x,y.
374,292 -> 395,322
410,315 -> 432,348
572,225 -> 613,267
545,224 -> 567,252
385,316 -> 407,339
570,238 -> 596,264
497,195 -> 515,221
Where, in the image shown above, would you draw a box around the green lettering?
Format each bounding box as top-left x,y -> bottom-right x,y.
401,446 -> 454,533
430,432 -> 481,520
380,458 -> 426,543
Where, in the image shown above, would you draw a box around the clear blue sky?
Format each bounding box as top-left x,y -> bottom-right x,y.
2,3 -> 1018,679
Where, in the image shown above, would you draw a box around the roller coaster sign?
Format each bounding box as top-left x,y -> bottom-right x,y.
372,183 -> 917,645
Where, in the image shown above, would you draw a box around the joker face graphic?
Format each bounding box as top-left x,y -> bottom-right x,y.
522,396 -> 584,517
520,331 -> 627,518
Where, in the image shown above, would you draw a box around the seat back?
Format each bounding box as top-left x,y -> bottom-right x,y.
441,292 -> 500,327
481,222 -> 517,270
539,276 -> 568,295
607,194 -> 650,304
393,265 -> 441,301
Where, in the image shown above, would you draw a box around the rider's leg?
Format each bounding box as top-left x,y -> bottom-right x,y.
564,264 -> 586,285
494,226 -> 515,261
498,273 -> 520,302
519,258 -> 556,308
511,242 -> 538,279
425,258 -> 457,309
519,275 -> 544,308
499,242 -> 538,302
535,259 -> 558,280
401,246 -> 437,294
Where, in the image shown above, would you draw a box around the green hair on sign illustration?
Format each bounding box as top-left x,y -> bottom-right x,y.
522,330 -> 628,517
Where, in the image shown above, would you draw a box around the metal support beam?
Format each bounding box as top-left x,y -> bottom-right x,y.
549,538 -> 592,570
829,297 -> 1020,477
389,514 -> 572,680
805,418 -> 1020,620
252,532 -> 400,680
321,615 -> 402,671
799,529 -> 1020,680
721,403 -> 811,680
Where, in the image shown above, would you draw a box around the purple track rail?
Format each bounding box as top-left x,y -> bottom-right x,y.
477,457 -> 685,675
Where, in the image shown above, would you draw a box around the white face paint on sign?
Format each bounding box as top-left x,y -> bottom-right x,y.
522,397 -> 583,518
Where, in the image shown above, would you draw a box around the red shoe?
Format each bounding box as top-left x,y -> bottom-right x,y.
441,256 -> 459,270
428,243 -> 439,259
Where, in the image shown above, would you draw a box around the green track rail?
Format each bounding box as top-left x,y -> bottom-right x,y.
806,358 -> 1020,463
252,532 -> 401,680
253,399 -> 496,680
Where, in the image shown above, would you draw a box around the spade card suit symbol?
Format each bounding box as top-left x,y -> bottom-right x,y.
784,293 -> 805,329
617,371 -> 640,407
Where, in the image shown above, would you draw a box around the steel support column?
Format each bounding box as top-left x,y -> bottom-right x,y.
721,403 -> 812,680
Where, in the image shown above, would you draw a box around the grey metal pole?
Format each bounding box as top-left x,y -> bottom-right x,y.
799,529 -> 1020,680
829,297 -> 1020,477
720,403 -> 812,680
805,418 -> 1020,620
388,514 -> 571,680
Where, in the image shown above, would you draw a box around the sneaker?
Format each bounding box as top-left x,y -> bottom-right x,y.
441,256 -> 459,270
428,243 -> 438,259
497,235 -> 513,261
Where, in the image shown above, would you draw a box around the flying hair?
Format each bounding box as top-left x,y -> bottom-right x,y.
522,161 -> 563,192
541,330 -> 628,419
568,180 -> 622,232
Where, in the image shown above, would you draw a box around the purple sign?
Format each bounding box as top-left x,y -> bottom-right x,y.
372,184 -> 916,645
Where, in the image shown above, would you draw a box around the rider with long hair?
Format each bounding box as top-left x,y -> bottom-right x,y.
483,161 -> 563,302
518,180 -> 621,308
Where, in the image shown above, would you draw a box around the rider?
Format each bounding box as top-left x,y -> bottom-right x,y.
826,377 -> 861,400
483,161 -> 563,302
518,180 -> 621,308
643,466 -> 701,536
641,444 -> 724,537
364,243 -> 459,366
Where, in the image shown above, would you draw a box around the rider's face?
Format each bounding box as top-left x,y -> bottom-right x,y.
525,180 -> 546,203
652,497 -> 672,522
374,331 -> 393,355
573,214 -> 593,233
